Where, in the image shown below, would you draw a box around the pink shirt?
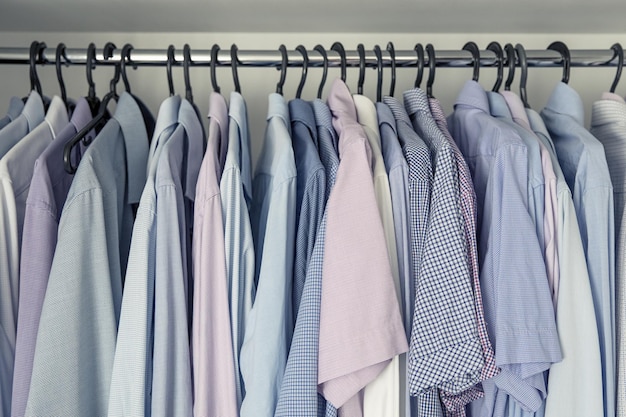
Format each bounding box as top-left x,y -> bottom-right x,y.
318,79 -> 407,410
502,91 -> 560,308
192,92 -> 238,416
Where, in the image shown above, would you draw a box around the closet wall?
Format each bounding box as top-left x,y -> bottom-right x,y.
0,31 -> 625,163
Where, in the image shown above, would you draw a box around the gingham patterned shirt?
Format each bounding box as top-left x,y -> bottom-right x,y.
274,99 -> 339,417
429,97 -> 499,417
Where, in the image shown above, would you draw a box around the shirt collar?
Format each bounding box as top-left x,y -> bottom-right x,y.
23,91 -> 46,131
487,91 -> 514,119
353,94 -> 379,134
403,87 -> 431,117
601,92 -> 626,103
382,96 -> 412,126
501,91 -> 532,128
228,91 -> 252,199
312,98 -> 339,156
375,101 -> 398,137
454,80 -> 490,114
543,82 -> 585,126
45,96 -> 69,138
328,78 -> 358,129
70,98 -> 93,133
526,108 -> 553,140
289,98 -> 317,145
267,93 -> 291,136
179,98 -> 205,201
209,92 -> 229,167
113,92 -> 149,204
5,97 -> 24,122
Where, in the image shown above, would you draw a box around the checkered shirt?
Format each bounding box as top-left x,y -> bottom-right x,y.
274,99 -> 339,417
429,97 -> 500,416
403,89 -> 485,414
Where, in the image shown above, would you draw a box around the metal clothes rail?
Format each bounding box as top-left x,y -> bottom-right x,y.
0,45 -> 622,69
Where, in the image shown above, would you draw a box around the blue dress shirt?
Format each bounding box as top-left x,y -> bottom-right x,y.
0,97 -> 25,130
447,81 -> 561,417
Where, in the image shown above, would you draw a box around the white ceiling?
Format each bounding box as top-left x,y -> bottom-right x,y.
1,0 -> 625,33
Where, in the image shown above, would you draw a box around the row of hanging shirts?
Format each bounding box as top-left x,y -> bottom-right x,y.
0,40 -> 624,417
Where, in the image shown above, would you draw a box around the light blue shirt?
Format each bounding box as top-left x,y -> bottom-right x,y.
448,81 -> 561,417
487,92 -> 545,250
108,95 -> 181,417
289,98 -> 325,322
541,83 -> 613,417
221,91 -> 255,407
25,92 -> 149,417
0,92 -> 44,160
0,97 -> 25,130
151,98 -> 203,417
240,93 -> 297,417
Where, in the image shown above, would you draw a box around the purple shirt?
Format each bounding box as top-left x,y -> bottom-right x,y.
319,79 -> 407,411
11,98 -> 90,417
192,92 -> 237,416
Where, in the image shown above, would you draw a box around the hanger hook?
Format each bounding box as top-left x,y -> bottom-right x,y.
374,45 -> 383,102
357,43 -> 366,95
386,42 -> 396,97
231,44 -> 241,94
414,43 -> 425,88
103,42 -> 120,97
314,44 -> 328,99
166,45 -> 176,96
426,43 -> 436,98
504,43 -> 516,91
331,42 -> 346,82
547,41 -> 571,84
86,42 -> 97,101
295,45 -> 309,99
610,43 -> 623,94
515,44 -> 530,108
55,43 -> 70,105
486,41 -> 503,92
29,41 -> 45,95
120,43 -> 135,93
276,44 -> 288,95
210,44 -> 221,93
462,41 -> 480,81
183,44 -> 194,104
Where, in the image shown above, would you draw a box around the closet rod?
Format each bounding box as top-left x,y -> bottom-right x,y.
0,46 -> 621,69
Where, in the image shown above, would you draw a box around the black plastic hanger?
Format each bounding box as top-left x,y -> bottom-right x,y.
296,45 -> 308,99
426,43 -> 436,98
414,43 -> 425,88
374,45 -> 383,102
387,42 -> 396,97
610,43 -> 623,94
331,42 -> 347,82
85,43 -> 100,115
231,44 -> 241,94
63,46 -> 122,174
515,44 -> 530,108
314,44 -> 328,99
276,44 -> 288,95
120,44 -> 135,93
210,44 -> 221,93
29,41 -> 45,96
166,45 -> 176,96
487,41 -> 503,92
357,43 -> 365,95
504,43 -> 516,91
183,44 -> 194,104
55,43 -> 70,107
547,41 -> 571,84
463,41 -> 480,81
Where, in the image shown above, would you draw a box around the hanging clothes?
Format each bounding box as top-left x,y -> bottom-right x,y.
25,92 -> 151,416
0,97 -> 24,130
